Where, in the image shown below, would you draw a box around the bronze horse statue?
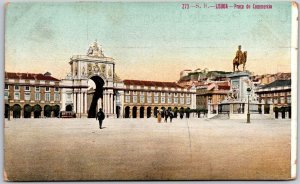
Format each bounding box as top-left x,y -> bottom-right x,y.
233,51 -> 247,72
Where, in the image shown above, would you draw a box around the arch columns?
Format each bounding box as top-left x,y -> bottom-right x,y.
103,91 -> 108,115
71,89 -> 89,118
84,92 -> 88,116
113,94 -> 116,115
102,89 -> 114,117
79,90 -> 88,118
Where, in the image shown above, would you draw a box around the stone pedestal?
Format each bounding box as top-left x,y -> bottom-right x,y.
219,71 -> 264,120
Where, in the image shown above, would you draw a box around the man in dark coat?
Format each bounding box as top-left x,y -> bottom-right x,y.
96,108 -> 105,129
169,110 -> 174,123
164,110 -> 169,123
180,111 -> 184,119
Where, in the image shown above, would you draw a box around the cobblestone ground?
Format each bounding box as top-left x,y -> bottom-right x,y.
4,118 -> 291,181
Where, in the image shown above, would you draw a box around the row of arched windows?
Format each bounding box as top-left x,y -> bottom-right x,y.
124,106 -> 188,118
5,104 -> 60,118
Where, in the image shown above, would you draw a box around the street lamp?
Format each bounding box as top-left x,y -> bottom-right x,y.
247,87 -> 251,123
7,94 -> 11,121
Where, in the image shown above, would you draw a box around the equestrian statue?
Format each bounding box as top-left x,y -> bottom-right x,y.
233,45 -> 247,72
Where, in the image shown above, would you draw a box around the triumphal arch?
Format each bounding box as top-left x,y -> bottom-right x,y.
61,41 -> 124,118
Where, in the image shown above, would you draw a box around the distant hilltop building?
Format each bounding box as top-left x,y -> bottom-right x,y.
178,68 -> 231,87
252,72 -> 291,86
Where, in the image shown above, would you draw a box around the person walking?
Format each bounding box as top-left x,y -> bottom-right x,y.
180,111 -> 184,119
157,111 -> 161,123
96,108 -> 105,129
169,110 -> 174,123
164,110 -> 169,123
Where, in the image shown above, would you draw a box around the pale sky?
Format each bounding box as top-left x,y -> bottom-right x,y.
5,2 -> 292,81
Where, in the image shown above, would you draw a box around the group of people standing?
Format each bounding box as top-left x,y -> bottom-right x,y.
96,108 -> 188,129
157,109 -> 182,123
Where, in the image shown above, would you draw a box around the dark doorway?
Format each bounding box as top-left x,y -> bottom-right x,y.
264,104 -> 270,114
161,107 -> 165,118
125,106 -> 130,118
44,105 -> 52,118
53,105 -> 60,117
33,105 -> 42,118
66,105 -> 73,111
154,107 -> 158,118
140,106 -> 144,118
24,104 -> 32,118
88,76 -> 104,118
147,107 -> 151,118
5,104 -> 9,119
132,106 -> 137,118
116,106 -> 121,118
12,104 -> 21,118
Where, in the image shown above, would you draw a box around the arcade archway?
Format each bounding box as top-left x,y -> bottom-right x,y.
140,106 -> 144,118
132,106 -> 137,118
33,104 -> 42,118
88,76 -> 104,118
147,107 -> 151,118
125,106 -> 130,118
53,105 -> 60,117
154,107 -> 158,117
24,104 -> 32,118
44,105 -> 52,118
12,104 -> 21,118
66,105 -> 73,111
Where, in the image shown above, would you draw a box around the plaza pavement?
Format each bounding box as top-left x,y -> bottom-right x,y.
4,117 -> 291,181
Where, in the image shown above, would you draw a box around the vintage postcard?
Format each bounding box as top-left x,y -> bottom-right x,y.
3,1 -> 298,181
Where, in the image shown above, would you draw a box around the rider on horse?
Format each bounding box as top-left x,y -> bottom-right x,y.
233,45 -> 247,72
235,45 -> 243,62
